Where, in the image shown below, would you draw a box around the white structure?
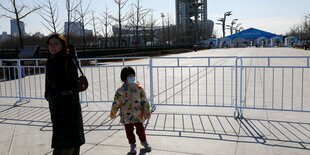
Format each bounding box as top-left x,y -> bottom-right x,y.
270,36 -> 283,47
285,36 -> 298,47
225,28 -> 283,48
33,32 -> 45,38
112,25 -> 162,46
256,37 -> 269,47
64,22 -> 93,36
10,19 -> 25,36
219,38 -> 232,48
232,38 -> 246,47
203,38 -> 218,48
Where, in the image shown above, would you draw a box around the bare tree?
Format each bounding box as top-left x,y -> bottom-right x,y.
141,16 -> 148,46
165,13 -> 172,45
112,0 -> 128,47
91,11 -> 98,47
76,0 -> 92,49
65,0 -> 81,43
100,6 -> 112,48
287,14 -> 310,40
130,0 -> 150,46
303,15 -> 310,40
0,0 -> 39,49
148,12 -> 157,46
128,6 -> 137,46
37,0 -> 61,34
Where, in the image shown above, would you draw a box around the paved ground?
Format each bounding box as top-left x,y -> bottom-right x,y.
0,48 -> 310,155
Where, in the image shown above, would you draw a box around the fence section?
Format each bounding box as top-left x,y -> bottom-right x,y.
0,56 -> 310,119
235,56 -> 310,118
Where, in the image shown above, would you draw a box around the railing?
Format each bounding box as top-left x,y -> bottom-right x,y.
0,57 -> 150,106
77,57 -> 150,103
0,56 -> 309,119
150,57 -> 238,108
234,56 -> 310,118
0,59 -> 47,105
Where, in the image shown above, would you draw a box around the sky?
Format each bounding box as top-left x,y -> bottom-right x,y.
0,0 -> 309,37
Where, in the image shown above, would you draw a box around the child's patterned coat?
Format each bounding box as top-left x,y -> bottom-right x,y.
110,82 -> 151,124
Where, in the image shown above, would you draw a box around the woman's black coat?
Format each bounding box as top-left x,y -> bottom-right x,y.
45,51 -> 85,149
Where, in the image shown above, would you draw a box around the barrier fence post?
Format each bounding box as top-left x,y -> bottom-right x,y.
149,57 -> 156,112
14,60 -> 28,106
234,57 -> 244,119
234,58 -> 239,119
239,58 -> 244,119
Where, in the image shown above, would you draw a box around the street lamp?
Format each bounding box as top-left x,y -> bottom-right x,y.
161,13 -> 165,45
217,11 -> 232,37
225,25 -> 231,31
235,23 -> 242,33
217,18 -> 224,24
225,11 -> 232,17
235,26 -> 244,33
230,19 -> 238,35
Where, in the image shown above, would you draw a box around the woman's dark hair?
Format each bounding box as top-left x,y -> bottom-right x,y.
121,66 -> 135,82
46,34 -> 68,58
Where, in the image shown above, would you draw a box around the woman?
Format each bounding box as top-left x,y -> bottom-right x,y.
45,34 -> 85,155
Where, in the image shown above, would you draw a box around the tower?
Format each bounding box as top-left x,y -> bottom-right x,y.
176,0 -> 214,43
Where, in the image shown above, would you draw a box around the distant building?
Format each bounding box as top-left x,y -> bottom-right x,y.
33,32 -> 45,38
0,32 -> 10,42
64,22 -> 82,35
176,0 -> 214,43
112,25 -> 162,46
10,19 -> 25,36
64,22 -> 93,36
84,29 -> 93,36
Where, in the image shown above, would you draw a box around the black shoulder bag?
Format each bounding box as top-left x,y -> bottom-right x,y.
65,57 -> 89,93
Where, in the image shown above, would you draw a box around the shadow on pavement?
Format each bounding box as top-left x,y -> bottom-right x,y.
0,105 -> 309,151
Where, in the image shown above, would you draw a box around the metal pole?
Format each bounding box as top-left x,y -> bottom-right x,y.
161,13 -> 165,45
234,58 -> 239,119
239,58 -> 244,119
149,58 -> 156,112
14,60 -> 24,106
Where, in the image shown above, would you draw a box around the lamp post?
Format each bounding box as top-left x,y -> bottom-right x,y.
235,26 -> 244,33
301,14 -> 310,40
235,23 -> 242,33
230,19 -> 238,35
161,13 -> 165,45
217,11 -> 232,37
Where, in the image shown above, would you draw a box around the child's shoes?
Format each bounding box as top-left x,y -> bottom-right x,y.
129,144 -> 137,154
141,141 -> 152,152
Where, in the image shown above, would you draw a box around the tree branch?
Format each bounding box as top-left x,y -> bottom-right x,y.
0,14 -> 14,19
19,7 -> 40,19
0,3 -> 15,14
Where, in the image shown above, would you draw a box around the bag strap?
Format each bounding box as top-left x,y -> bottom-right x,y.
67,45 -> 85,76
64,56 -> 72,91
71,58 -> 85,76
64,56 -> 84,93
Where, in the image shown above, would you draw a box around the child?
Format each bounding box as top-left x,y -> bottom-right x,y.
110,66 -> 151,154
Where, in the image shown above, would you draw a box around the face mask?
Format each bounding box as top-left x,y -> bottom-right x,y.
127,76 -> 136,83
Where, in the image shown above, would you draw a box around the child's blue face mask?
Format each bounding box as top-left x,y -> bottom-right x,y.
127,76 -> 136,83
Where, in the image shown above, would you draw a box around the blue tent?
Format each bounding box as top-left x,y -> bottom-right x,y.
225,28 -> 279,40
